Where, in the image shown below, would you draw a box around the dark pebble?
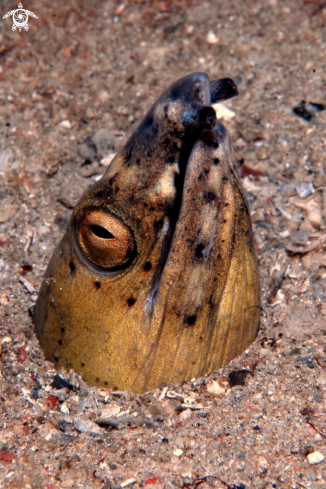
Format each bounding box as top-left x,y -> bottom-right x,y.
292,101 -> 314,122
228,369 -> 253,387
51,374 -> 74,390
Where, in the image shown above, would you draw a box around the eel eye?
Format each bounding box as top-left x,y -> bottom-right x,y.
75,209 -> 136,270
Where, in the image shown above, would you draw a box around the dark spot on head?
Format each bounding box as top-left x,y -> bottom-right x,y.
54,356 -> 59,363
113,386 -> 118,391
146,115 -> 153,127
109,177 -> 115,186
58,339 -> 62,346
203,191 -> 216,203
185,314 -> 197,326
124,148 -> 133,166
96,377 -> 100,382
202,133 -> 219,149
127,297 -> 136,307
143,261 -> 152,271
213,158 -> 219,165
223,219 -> 227,223
164,104 -> 169,118
224,202 -> 229,207
168,155 -> 175,164
221,239 -> 225,243
94,281 -> 101,290
198,168 -> 209,181
104,381 -> 108,386
195,243 -> 206,259
199,336 -> 204,341
222,176 -> 229,182
69,261 -> 76,277
154,219 -> 163,229
61,327 -> 65,333
136,158 -> 141,166
81,362 -> 85,367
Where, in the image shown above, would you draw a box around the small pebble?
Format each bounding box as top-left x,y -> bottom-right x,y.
178,408 -> 192,421
19,277 -> 35,294
296,183 -> 313,199
73,417 -> 103,435
307,211 -> 322,229
207,31 -> 218,44
307,451 -> 325,465
100,405 -> 120,418
317,373 -> 326,385
213,103 -> 235,120
173,448 -> 183,457
0,149 -> 14,171
206,380 -> 225,396
60,403 -> 69,414
290,230 -> 309,246
91,129 -> 115,158
121,478 -> 136,488
60,120 -> 72,129
78,142 -> 97,162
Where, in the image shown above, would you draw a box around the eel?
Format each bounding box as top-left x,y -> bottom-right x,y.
33,72 -> 261,393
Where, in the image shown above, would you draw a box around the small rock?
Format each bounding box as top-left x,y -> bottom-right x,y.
51,374 -> 74,390
178,408 -> 192,422
19,277 -> 35,293
307,210 -> 322,229
296,183 -> 313,199
100,405 -> 120,418
207,31 -> 218,44
228,370 -> 252,387
60,120 -> 72,129
78,161 -> 100,178
0,149 -> 14,171
58,173 -> 91,208
0,449 -> 17,462
290,230 -> 309,246
307,451 -> 325,465
161,400 -> 176,416
78,141 -> 97,162
0,294 -> 9,305
173,448 -> 183,457
60,403 -> 70,414
95,418 -> 121,430
293,101 -> 313,122
91,129 -> 115,158
0,203 -> 12,223
121,478 -> 136,488
73,417 -> 103,435
148,404 -> 164,417
317,373 -> 326,385
207,380 -> 225,396
213,103 -> 235,120
100,152 -> 116,167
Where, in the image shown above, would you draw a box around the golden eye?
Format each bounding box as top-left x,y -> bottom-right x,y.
74,209 -> 136,271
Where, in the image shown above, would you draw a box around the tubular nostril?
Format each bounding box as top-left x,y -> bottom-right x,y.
90,225 -> 115,240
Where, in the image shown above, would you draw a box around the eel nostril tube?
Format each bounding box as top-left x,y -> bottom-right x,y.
210,77 -> 239,104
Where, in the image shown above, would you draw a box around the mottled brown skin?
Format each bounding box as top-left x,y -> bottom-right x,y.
33,73 -> 260,393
